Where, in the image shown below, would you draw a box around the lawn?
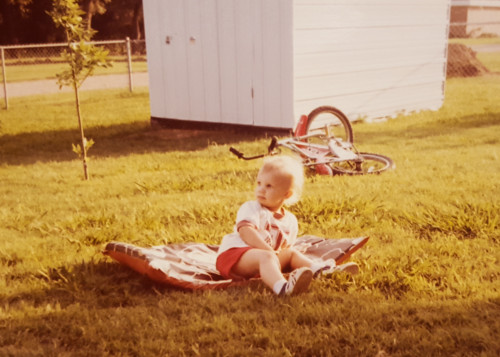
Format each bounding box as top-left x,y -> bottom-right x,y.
0,76 -> 499,356
1,58 -> 148,82
478,52 -> 500,73
449,37 -> 500,45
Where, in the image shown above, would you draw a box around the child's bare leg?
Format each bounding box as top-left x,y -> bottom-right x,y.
232,249 -> 284,289
278,248 -> 314,270
280,248 -> 359,276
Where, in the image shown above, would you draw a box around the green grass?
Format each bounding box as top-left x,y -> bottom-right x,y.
478,52 -> 500,73
0,76 -> 499,356
449,37 -> 500,45
1,58 -> 148,82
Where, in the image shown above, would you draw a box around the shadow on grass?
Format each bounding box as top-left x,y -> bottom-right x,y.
3,111 -> 498,166
3,260 -> 184,311
0,121 -> 273,166
2,258 -> 499,356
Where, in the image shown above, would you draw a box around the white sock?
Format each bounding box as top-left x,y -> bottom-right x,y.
273,279 -> 287,295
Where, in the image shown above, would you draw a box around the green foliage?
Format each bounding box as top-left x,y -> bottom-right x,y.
71,137 -> 94,158
49,0 -> 112,89
48,0 -> 111,180
1,0 -> 144,45
0,77 -> 499,356
56,40 -> 111,89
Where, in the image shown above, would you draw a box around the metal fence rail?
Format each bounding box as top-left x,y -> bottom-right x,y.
1,38 -> 146,109
1,23 -> 499,110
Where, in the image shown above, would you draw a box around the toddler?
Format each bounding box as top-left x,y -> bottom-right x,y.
216,155 -> 358,296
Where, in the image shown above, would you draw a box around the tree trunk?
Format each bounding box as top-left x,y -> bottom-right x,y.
82,0 -> 94,32
132,0 -> 143,40
73,71 -> 89,180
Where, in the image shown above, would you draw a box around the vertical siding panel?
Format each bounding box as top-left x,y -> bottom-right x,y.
185,0 -> 205,122
216,0 -> 239,124
258,0 -> 282,127
251,0 -> 265,127
143,0 -> 166,118
161,0 -> 190,120
279,0 -> 294,128
200,0 -> 222,123
234,0 -> 254,125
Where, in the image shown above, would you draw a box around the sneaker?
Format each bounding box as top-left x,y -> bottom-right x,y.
312,259 -> 337,277
279,267 -> 313,296
334,262 -> 359,275
314,261 -> 359,277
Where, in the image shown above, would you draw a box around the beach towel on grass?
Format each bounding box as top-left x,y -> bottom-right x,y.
103,235 -> 369,290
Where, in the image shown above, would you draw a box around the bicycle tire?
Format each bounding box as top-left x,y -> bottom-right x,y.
329,152 -> 395,175
306,106 -> 354,144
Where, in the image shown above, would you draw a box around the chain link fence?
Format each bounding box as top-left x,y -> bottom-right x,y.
1,38 -> 147,109
448,21 -> 500,78
1,22 -> 499,109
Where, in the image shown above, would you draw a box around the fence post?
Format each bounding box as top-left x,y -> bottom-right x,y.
126,37 -> 133,92
1,47 -> 8,110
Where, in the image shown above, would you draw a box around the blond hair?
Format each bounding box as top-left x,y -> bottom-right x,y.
260,155 -> 304,205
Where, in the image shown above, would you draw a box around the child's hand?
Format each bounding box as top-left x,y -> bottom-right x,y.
278,241 -> 290,251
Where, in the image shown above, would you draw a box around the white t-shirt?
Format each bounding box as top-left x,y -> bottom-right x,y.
218,200 -> 298,255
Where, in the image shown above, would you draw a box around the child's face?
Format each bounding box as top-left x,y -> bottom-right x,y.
255,169 -> 293,212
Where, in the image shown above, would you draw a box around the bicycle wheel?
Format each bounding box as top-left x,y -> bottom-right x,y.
329,152 -> 395,175
306,106 -> 354,144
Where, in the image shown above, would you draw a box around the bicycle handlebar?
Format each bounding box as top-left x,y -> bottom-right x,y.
229,136 -> 279,160
229,147 -> 266,160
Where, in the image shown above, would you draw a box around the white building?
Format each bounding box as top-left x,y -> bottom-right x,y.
143,0 -> 451,131
451,0 -> 500,37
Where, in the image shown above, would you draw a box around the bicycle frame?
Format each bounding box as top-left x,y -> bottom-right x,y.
273,133 -> 360,168
230,130 -> 360,168
230,106 -> 394,175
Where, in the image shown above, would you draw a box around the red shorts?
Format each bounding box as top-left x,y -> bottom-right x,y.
216,247 -> 253,280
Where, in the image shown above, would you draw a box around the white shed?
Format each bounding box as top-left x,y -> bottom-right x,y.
143,0 -> 451,131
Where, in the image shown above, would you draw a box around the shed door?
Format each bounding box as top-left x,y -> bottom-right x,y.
157,0 -> 219,120
217,0 -> 254,125
217,0 -> 293,128
155,0 -> 188,120
156,0 -> 254,125
145,0 -> 293,128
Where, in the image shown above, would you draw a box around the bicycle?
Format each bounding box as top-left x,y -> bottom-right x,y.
230,106 -> 395,176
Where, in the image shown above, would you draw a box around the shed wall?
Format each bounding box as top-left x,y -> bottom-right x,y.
292,0 -> 451,122
143,0 -> 294,129
144,0 -> 451,129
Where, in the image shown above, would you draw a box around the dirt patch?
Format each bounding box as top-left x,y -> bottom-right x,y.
447,43 -> 490,77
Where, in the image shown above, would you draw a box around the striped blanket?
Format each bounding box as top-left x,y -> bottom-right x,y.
103,235 -> 369,290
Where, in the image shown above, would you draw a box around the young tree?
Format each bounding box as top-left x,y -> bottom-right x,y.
48,0 -> 111,180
